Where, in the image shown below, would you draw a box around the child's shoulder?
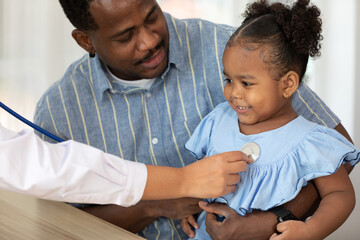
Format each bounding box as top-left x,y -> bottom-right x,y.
212,101 -> 232,113
202,102 -> 233,121
298,116 -> 349,143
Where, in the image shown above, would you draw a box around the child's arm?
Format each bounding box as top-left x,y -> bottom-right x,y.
271,165 -> 355,240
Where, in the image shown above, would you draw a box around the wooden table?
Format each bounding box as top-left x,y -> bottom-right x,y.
0,190 -> 144,240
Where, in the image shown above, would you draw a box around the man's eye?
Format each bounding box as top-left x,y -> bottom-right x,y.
224,78 -> 233,83
147,14 -> 158,23
118,32 -> 133,43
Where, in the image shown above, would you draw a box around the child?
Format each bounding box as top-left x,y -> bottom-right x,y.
181,0 -> 359,239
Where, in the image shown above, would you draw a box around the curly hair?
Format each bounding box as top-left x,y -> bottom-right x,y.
59,0 -> 98,30
227,0 -> 323,81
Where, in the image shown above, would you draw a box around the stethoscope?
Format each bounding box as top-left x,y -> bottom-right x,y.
0,101 -> 65,142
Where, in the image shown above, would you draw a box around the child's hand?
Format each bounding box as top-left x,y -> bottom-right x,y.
269,220 -> 310,240
181,215 -> 199,239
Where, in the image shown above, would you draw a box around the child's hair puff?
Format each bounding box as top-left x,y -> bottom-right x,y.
228,0 -> 323,81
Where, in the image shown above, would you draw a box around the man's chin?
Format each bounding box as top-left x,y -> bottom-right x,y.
139,59 -> 168,79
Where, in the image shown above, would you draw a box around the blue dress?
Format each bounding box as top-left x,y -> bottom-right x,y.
185,102 -> 360,240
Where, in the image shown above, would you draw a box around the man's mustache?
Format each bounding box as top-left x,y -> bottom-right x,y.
136,41 -> 165,65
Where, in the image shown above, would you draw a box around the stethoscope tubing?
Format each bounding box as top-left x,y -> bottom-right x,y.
0,101 -> 65,142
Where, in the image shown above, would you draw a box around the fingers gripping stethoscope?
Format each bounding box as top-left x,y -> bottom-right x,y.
0,101 -> 65,142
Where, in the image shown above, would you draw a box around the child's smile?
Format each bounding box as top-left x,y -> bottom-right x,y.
222,44 -> 297,134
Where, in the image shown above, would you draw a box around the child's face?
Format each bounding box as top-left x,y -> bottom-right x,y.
223,45 -> 289,128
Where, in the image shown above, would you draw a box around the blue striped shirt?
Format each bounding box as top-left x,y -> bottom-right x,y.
34,13 -> 340,240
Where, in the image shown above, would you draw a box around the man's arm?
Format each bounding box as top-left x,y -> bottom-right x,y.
83,198 -> 202,233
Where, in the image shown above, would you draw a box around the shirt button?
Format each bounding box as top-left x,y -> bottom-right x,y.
176,224 -> 181,230
146,92 -> 152,98
110,89 -> 116,94
151,138 -> 158,145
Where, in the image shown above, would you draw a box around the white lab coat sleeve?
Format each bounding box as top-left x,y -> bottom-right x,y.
0,124 -> 147,206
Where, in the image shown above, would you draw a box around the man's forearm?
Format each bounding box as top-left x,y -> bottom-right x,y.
82,202 -> 160,233
82,197 -> 202,233
283,181 -> 320,220
231,183 -> 320,239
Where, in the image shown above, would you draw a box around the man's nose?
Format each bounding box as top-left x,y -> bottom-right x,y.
137,27 -> 158,51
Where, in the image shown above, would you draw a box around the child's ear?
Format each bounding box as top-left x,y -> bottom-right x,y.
280,71 -> 299,99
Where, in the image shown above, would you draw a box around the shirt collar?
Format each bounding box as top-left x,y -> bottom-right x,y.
89,55 -> 114,99
164,12 -> 185,72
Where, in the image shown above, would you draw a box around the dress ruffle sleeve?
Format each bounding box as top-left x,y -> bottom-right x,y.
215,124 -> 360,216
184,107 -> 219,160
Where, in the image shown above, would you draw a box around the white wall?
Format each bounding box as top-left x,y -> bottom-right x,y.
308,3 -> 360,238
0,0 -> 84,131
354,1 -> 360,151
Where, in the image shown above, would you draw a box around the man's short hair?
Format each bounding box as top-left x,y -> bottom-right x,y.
59,0 -> 98,30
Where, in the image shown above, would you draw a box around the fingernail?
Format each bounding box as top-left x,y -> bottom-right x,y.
247,156 -> 254,163
199,201 -> 208,206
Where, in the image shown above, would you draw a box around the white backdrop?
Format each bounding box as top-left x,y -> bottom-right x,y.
0,1 -> 359,239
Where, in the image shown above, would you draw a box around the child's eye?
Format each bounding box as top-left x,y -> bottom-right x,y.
242,81 -> 252,86
224,78 -> 233,84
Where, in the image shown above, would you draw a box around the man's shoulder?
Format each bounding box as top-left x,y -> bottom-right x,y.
37,54 -> 90,103
164,12 -> 235,34
62,54 -> 91,80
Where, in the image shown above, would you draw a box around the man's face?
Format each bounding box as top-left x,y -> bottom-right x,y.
87,0 -> 169,80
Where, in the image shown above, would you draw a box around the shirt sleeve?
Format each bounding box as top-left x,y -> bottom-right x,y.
292,82 -> 340,129
0,123 -> 147,207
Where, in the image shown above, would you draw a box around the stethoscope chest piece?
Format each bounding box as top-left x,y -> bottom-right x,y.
240,142 -> 261,162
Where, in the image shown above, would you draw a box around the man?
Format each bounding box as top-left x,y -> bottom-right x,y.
35,0 -> 354,239
0,122 -> 248,205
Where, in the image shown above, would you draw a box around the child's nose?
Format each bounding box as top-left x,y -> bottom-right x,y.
230,89 -> 243,104
230,95 -> 242,105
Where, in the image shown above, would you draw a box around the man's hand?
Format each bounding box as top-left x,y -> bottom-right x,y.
199,201 -> 276,240
181,214 -> 199,238
182,151 -> 251,198
153,198 -> 202,220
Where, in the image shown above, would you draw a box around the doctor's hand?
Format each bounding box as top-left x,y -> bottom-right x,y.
199,201 -> 276,240
183,151 -> 251,199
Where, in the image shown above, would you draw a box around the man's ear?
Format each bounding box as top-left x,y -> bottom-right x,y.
280,71 -> 299,98
72,29 -> 94,54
